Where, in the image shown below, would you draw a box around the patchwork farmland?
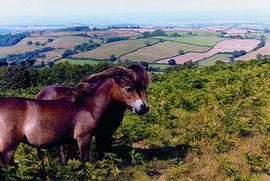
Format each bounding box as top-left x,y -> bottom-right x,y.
121,41 -> 210,62
158,39 -> 259,64
72,38 -> 159,60
0,27 -> 268,67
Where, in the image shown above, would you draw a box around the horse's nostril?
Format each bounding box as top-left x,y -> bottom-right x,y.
140,104 -> 149,113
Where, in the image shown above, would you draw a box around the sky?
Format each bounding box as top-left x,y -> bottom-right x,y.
1,0 -> 270,25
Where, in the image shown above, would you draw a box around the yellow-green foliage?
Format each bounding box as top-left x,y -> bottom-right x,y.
3,60 -> 270,180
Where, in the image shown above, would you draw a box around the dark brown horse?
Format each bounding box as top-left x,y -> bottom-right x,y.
35,64 -> 149,164
0,66 -> 149,165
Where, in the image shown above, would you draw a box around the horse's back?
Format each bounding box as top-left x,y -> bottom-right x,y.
0,97 -> 28,117
36,85 -> 73,100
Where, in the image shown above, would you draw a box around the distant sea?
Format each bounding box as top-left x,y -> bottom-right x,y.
1,9 -> 270,33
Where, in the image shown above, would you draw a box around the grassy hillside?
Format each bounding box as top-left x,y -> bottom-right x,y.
72,38 -> 159,60
2,60 -> 270,180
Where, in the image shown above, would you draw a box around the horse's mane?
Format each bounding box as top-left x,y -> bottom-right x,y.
66,66 -> 139,102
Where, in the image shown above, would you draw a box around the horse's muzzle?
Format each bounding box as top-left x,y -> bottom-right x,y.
136,104 -> 149,115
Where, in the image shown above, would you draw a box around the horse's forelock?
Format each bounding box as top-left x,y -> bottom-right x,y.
127,64 -> 150,89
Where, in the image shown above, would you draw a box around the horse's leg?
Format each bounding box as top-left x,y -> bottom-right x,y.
58,146 -> 66,165
1,143 -> 19,165
37,148 -> 44,160
77,135 -> 91,163
95,133 -> 111,160
66,144 -> 78,162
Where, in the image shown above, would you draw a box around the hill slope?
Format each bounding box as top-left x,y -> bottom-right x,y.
2,60 -> 270,180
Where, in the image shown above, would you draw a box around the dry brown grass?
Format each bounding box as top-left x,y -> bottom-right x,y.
47,36 -> 91,49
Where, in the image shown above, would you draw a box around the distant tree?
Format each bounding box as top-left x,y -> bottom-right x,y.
62,49 -> 77,58
144,41 -> 150,46
178,50 -> 185,55
109,55 -> 117,62
34,41 -> 41,46
0,32 -> 30,47
187,32 -> 193,36
0,61 -> 8,66
171,32 -> 180,37
41,61 -> 45,67
139,61 -> 149,69
142,31 -> 152,38
256,54 -> 263,60
158,39 -> 164,42
151,29 -> 165,36
48,38 -> 54,43
27,41 -> 33,45
60,26 -> 90,32
231,50 -> 246,59
253,38 -> 265,51
183,60 -> 197,68
219,30 -> 227,37
106,37 -> 128,43
168,59 -> 176,65
48,62 -> 54,68
264,29 -> 270,33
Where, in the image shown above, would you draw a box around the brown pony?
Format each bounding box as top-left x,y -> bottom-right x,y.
35,64 -> 149,164
0,66 -> 149,165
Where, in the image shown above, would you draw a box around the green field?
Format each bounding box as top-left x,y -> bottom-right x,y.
149,63 -> 171,69
198,53 -> 232,66
164,30 -> 219,37
56,58 -> 105,65
72,38 -> 159,60
121,41 -> 210,62
153,35 -> 224,47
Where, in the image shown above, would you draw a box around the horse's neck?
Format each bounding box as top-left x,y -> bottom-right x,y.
83,81 -> 112,121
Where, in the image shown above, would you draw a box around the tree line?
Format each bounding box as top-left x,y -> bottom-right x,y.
0,32 -> 30,47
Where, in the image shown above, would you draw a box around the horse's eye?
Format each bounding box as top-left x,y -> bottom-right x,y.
125,86 -> 132,92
